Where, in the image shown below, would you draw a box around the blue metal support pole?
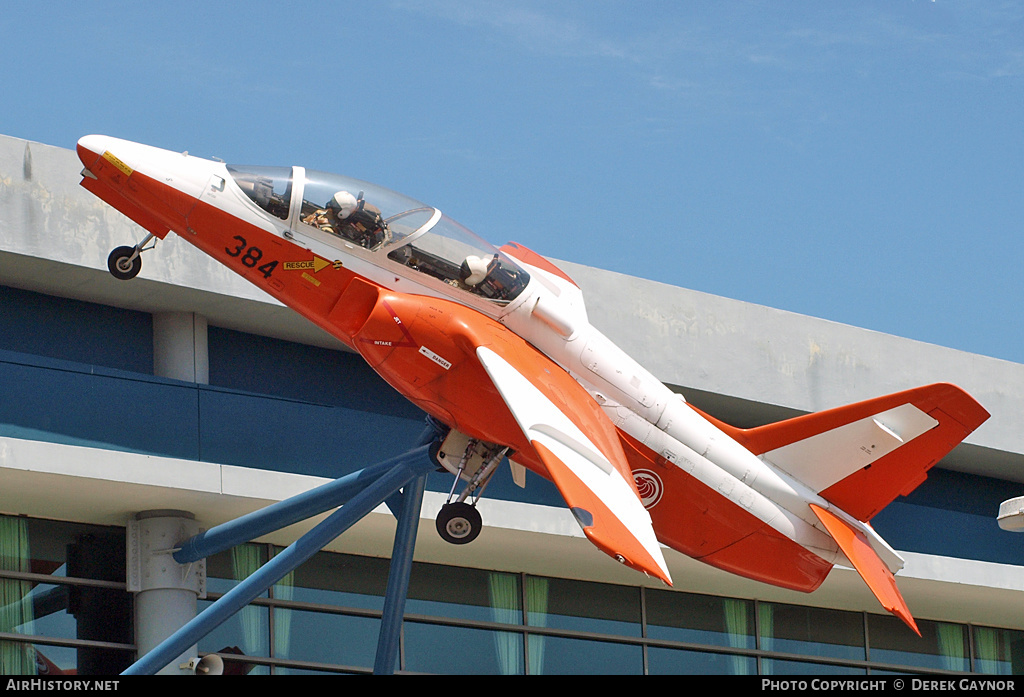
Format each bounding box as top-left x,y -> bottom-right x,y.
173,446 -> 431,565
373,471 -> 427,675
173,421 -> 443,565
122,452 -> 436,676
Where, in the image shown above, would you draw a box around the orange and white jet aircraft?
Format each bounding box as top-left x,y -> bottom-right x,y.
77,135 -> 989,634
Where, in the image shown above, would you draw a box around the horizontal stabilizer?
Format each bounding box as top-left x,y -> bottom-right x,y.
810,504 -> 920,636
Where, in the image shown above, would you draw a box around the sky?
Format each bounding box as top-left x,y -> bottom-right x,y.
3,1 -> 1023,363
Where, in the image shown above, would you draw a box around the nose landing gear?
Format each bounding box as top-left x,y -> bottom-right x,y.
107,233 -> 157,280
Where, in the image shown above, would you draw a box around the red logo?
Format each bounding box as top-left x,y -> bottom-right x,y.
633,469 -> 664,509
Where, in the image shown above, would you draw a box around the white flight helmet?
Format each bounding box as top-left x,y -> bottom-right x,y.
461,255 -> 490,286
328,191 -> 358,219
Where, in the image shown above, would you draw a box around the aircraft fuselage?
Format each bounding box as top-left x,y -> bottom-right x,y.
77,136 -> 989,631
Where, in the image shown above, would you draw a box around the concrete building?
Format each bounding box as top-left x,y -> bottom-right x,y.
1,133 -> 1023,675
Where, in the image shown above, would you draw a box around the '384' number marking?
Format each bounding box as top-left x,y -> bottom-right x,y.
225,236 -> 279,279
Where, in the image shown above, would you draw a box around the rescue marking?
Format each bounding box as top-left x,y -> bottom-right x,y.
302,272 -> 320,287
102,151 -> 133,177
634,469 -> 664,509
419,346 -> 452,370
284,257 -> 331,273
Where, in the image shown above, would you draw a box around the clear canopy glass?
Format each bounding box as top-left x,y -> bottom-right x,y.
227,165 -> 292,221
227,165 -> 530,304
385,212 -> 530,303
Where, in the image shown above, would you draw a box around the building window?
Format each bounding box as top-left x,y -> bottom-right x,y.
192,544 -> 1021,675
403,563 -> 524,674
757,601 -> 866,670
868,615 -> 970,672
646,589 -> 755,648
647,646 -> 757,675
405,622 -> 523,675
526,576 -> 641,636
0,515 -> 133,676
4,515 -> 1021,675
973,626 -> 1024,674
646,589 -> 755,674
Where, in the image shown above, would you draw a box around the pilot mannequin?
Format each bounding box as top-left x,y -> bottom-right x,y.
324,191 -> 358,230
325,191 -> 388,249
460,255 -> 491,287
301,199 -> 342,235
459,253 -> 523,300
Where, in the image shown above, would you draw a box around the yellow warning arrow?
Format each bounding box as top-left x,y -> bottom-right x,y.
284,257 -> 332,273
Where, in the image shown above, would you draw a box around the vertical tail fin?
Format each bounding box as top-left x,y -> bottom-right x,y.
686,383 -> 988,631
693,384 -> 990,520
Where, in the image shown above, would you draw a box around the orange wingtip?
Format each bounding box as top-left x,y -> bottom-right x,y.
810,504 -> 920,636
533,440 -> 672,585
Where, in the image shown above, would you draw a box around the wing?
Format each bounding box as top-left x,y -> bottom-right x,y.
475,346 -> 671,584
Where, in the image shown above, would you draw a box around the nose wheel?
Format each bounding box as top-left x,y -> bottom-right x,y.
107,233 -> 157,281
107,246 -> 142,280
436,502 -> 482,545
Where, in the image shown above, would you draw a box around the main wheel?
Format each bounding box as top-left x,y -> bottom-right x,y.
108,246 -> 142,280
436,502 -> 482,545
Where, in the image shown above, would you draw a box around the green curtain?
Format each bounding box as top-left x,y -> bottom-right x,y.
0,516 -> 37,675
937,622 -> 967,672
724,598 -> 751,675
757,602 -> 774,675
487,572 -> 523,675
272,565 -> 294,664
974,627 -> 1006,674
525,576 -> 548,675
231,544 -> 264,658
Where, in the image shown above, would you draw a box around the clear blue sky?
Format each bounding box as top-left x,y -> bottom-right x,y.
4,2 -> 1023,363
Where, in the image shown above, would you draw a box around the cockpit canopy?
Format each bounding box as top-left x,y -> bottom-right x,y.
227,165 -> 292,220
226,165 -> 530,304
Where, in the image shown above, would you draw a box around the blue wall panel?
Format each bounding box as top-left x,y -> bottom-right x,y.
0,285 -> 152,373
874,468 -> 1024,566
873,501 -> 1024,564
207,327 -> 421,419
204,325 -> 564,504
1,346 -> 1019,560
0,352 -> 198,458
197,387 -> 426,477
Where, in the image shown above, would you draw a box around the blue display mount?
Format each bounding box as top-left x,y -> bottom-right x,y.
122,420 -> 446,675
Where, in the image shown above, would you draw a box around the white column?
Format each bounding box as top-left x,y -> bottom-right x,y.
153,312 -> 209,384
127,510 -> 206,675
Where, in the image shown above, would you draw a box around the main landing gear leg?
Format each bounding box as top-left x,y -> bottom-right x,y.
434,434 -> 508,546
107,233 -> 157,280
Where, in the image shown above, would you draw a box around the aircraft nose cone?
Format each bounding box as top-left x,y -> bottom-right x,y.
77,134 -> 108,163
74,135 -> 215,231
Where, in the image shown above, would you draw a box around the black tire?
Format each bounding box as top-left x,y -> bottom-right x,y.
436,502 -> 482,545
108,246 -> 141,280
